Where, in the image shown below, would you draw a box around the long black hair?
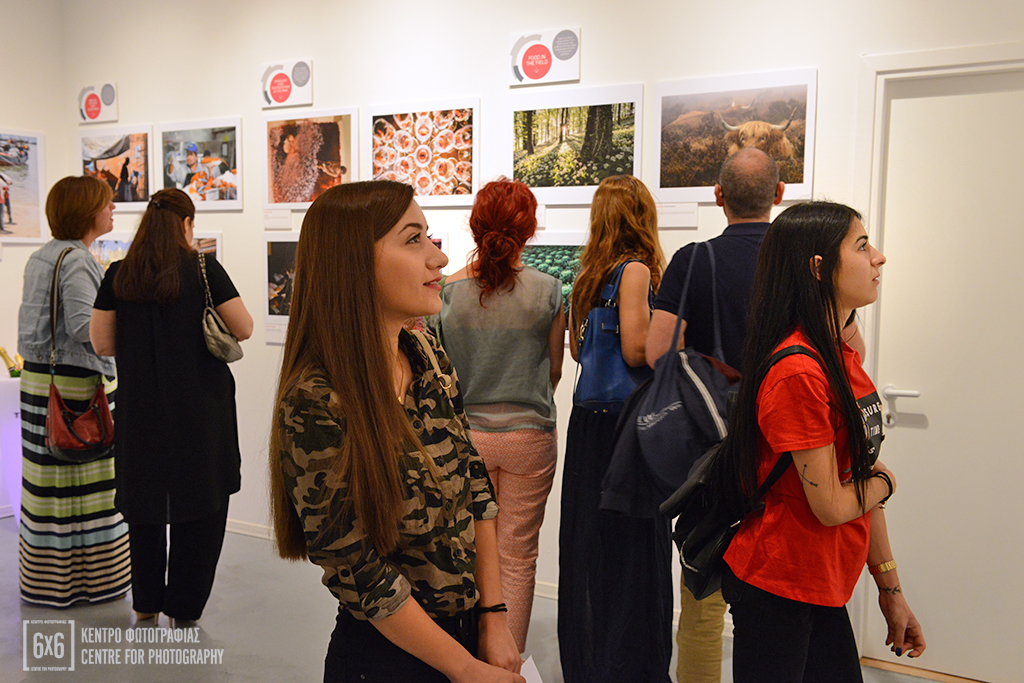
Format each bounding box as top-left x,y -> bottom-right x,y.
714,201 -> 873,515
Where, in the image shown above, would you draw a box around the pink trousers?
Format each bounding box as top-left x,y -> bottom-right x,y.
470,428 -> 557,652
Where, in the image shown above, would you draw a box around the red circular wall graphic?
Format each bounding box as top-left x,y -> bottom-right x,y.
521,44 -> 552,80
270,73 -> 293,103
84,93 -> 102,119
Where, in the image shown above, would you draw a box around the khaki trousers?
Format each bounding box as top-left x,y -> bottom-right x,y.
676,581 -> 727,682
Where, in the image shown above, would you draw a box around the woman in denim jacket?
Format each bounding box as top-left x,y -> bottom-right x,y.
16,176 -> 130,607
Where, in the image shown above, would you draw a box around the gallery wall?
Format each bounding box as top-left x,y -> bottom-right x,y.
1,0 -> 1022,599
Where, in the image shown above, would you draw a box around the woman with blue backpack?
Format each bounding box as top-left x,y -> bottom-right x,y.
558,175 -> 670,683
717,201 -> 926,682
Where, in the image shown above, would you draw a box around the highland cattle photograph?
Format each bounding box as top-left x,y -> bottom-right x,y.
656,69 -> 816,202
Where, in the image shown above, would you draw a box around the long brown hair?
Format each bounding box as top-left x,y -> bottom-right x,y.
269,180 -> 420,560
112,189 -> 195,303
468,177 -> 537,305
570,175 -> 664,338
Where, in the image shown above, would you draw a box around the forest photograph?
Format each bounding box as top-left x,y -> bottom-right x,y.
513,101 -> 636,188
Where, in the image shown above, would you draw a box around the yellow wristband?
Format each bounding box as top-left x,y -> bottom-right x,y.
869,559 -> 897,575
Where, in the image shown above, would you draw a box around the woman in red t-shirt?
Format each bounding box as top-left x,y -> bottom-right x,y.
716,201 -> 926,682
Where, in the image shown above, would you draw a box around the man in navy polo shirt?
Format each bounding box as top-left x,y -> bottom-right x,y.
646,147 -> 783,683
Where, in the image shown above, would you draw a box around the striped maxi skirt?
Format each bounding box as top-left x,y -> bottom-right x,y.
18,362 -> 131,607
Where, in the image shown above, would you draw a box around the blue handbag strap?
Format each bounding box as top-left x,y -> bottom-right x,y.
668,242 -> 724,363
599,260 -> 632,307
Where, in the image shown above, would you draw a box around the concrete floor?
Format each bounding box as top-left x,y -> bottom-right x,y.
0,515 -> 928,682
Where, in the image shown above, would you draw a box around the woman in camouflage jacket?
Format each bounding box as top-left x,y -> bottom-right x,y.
268,181 -> 524,683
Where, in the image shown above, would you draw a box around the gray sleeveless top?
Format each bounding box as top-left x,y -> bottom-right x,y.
436,267 -> 562,432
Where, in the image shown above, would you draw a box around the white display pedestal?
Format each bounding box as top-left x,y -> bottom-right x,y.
0,376 -> 21,521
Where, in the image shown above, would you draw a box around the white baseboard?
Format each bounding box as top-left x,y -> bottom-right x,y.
225,518 -> 273,540
535,580 -> 558,601
0,503 -> 12,518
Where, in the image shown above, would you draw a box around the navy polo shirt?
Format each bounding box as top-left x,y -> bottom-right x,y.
653,223 -> 769,372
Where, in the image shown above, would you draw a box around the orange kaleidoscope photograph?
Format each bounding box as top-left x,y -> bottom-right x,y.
370,103 -> 476,204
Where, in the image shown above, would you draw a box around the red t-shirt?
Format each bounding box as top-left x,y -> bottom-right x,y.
724,329 -> 882,607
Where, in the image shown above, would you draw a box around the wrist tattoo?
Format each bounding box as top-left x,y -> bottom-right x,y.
800,464 -> 819,487
879,585 -> 902,595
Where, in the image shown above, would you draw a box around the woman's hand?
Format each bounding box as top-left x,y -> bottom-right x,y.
450,658 -> 526,683
477,611 -> 522,673
878,586 -> 926,658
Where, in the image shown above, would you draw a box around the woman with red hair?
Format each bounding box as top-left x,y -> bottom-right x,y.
434,177 -> 564,652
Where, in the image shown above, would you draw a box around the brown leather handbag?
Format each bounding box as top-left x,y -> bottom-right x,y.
44,248 -> 114,463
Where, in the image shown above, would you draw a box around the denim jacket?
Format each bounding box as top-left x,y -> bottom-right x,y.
18,239 -> 115,375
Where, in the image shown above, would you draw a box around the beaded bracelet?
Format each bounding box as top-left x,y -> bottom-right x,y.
475,603 -> 508,615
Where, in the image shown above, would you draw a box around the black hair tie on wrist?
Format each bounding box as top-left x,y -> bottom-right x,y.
475,603 -> 508,615
873,471 -> 894,508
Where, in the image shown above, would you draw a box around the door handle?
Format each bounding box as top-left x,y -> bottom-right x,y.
880,384 -> 920,427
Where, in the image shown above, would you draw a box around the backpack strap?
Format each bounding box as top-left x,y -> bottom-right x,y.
750,345 -> 826,500
669,242 -> 725,364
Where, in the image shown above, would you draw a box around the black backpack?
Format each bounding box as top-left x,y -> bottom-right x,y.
600,243 -> 735,517
638,242 -> 738,501
659,345 -> 824,600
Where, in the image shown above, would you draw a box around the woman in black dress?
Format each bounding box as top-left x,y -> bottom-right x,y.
559,175 -> 669,683
90,188 -> 253,624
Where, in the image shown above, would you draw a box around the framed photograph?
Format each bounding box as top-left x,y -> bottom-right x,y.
265,109 -> 356,210
90,230 -> 223,272
265,232 -> 300,343
656,68 -> 817,203
157,118 -> 241,211
510,84 -> 643,205
89,231 -> 134,270
367,99 -> 479,207
522,230 -> 586,339
430,232 -> 450,274
192,231 -> 223,261
0,129 -> 46,243
80,125 -> 152,211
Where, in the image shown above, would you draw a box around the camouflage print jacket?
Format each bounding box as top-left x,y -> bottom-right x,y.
277,329 -> 498,621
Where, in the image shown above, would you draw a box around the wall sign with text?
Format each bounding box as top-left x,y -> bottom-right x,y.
78,83 -> 118,123
261,60 -> 313,109
509,29 -> 580,87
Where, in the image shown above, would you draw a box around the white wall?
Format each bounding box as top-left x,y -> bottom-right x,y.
1,0 -> 1021,593
0,0 -> 72,514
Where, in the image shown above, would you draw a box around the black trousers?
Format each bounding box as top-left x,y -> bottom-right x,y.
324,608 -> 478,682
128,503 -> 229,620
557,407 -> 673,683
722,565 -> 863,683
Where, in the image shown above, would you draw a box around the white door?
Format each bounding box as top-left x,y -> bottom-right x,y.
861,68 -> 1024,682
